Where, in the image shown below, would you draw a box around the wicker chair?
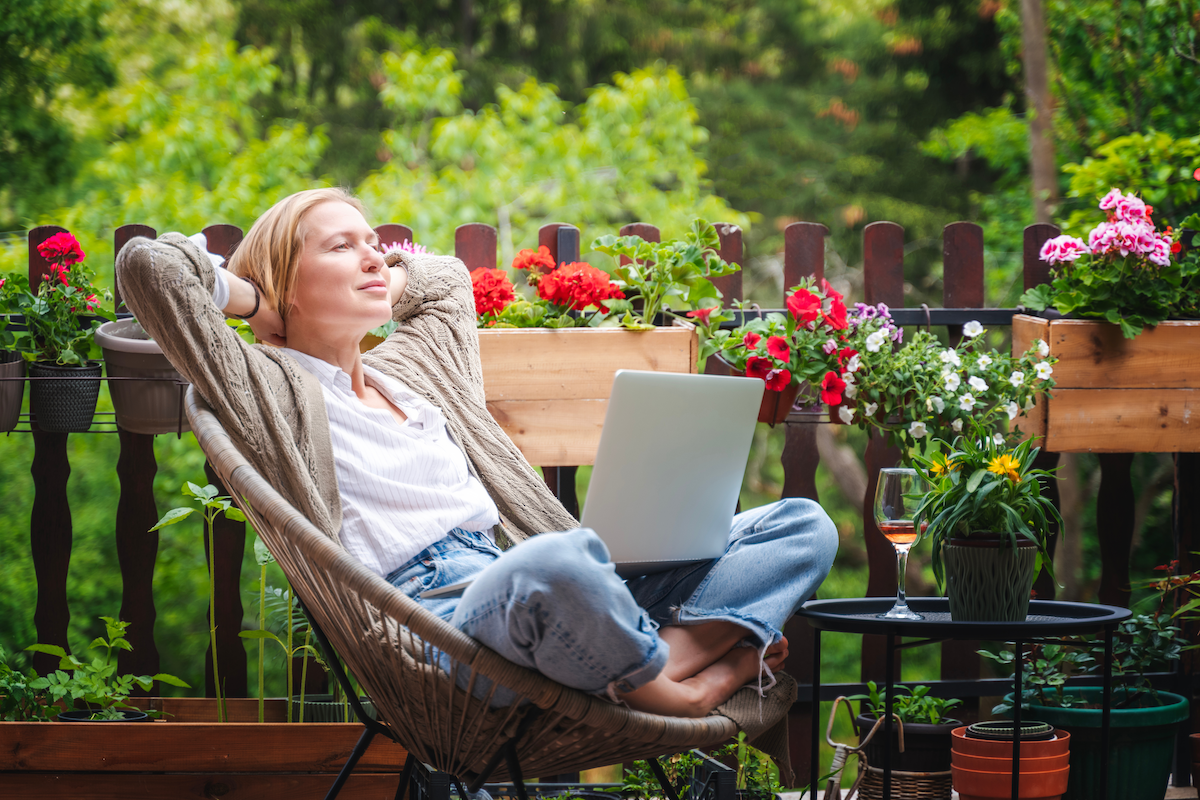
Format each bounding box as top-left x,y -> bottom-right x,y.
187,389 -> 745,800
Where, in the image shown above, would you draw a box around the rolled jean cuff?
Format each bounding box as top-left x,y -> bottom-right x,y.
601,633 -> 670,704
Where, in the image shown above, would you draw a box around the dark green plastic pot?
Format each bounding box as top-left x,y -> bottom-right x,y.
1004,687 -> 1189,800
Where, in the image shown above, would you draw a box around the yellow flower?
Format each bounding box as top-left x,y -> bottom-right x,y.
929,454 -> 956,476
987,454 -> 1021,482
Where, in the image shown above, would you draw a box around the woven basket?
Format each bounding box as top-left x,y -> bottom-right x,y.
858,765 -> 952,800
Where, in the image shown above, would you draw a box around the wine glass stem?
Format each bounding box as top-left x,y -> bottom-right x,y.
895,545 -> 911,608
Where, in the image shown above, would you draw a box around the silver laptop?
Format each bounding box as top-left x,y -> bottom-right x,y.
421,370 -> 762,597
581,370 -> 763,577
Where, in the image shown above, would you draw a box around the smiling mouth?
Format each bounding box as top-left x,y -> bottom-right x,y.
358,282 -> 387,291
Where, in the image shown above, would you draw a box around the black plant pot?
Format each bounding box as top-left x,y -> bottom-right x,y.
855,713 -> 961,772
0,350 -> 23,433
28,360 -> 102,433
57,709 -> 150,722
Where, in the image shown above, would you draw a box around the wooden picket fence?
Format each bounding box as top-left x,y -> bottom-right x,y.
13,218 -> 1198,785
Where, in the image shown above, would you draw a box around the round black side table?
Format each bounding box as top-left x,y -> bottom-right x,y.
797,597 -> 1131,800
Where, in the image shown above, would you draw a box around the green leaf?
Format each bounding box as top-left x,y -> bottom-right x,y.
149,507 -> 194,531
965,468 -> 987,493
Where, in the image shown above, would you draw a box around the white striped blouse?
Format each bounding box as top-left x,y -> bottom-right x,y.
282,349 -> 500,577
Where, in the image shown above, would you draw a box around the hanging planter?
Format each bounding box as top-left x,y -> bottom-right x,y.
28,360 -> 102,433
0,349 -> 24,433
94,319 -> 188,435
754,379 -> 799,426
943,534 -> 1038,622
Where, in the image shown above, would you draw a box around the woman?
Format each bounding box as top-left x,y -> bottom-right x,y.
117,187 -> 838,718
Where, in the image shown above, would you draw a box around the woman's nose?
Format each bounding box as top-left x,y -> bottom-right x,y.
364,246 -> 385,270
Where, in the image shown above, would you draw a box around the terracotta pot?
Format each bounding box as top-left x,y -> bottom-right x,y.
952,763 -> 1069,800
952,726 -> 1071,758
952,750 -> 1069,773
752,378 -> 799,426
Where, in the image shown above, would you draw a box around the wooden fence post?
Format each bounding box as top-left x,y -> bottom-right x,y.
536,223 -> 581,518
779,221 -> 828,783
199,224 -> 249,698
860,222 -> 905,685
112,221 -> 164,687
27,225 -> 73,676
454,223 -> 497,272
1023,224 -> 1063,602
938,221 -> 986,719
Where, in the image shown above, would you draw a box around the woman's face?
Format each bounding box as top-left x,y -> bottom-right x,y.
288,201 -> 392,339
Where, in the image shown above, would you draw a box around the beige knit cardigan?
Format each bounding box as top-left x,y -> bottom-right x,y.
116,233 -> 579,546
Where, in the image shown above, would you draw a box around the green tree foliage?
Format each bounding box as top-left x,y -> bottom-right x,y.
0,0 -> 115,226
359,47 -> 746,257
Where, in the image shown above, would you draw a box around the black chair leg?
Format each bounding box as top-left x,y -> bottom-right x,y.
324,726 -> 377,800
503,741 -> 531,800
396,753 -> 417,800
647,757 -> 682,800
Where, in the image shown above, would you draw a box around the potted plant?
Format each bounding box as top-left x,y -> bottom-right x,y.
9,232 -> 113,432
93,317 -> 189,434
982,609 -> 1189,800
911,418 -> 1062,621
20,616 -> 189,721
848,681 -> 964,773
0,274 -> 26,432
950,721 -> 1071,800
1015,187 -> 1200,452
462,222 -> 736,467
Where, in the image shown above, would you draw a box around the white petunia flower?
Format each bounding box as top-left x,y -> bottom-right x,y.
944,373 -> 961,392
1035,361 -> 1054,380
1036,339 -> 1050,358
930,395 -> 945,414
1024,396 -> 1036,411
940,348 -> 962,367
993,433 -> 1006,446
968,376 -> 989,393
866,330 -> 888,353
951,418 -> 964,432
838,405 -> 855,424
864,402 -> 878,417
909,420 -> 928,438
1005,401 -> 1019,420
1009,370 -> 1025,388
977,354 -> 993,368
846,354 -> 861,373
844,382 -> 858,399
958,393 -> 976,411
963,320 -> 984,338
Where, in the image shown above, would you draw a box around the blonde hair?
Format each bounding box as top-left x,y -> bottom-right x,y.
226,187 -> 368,319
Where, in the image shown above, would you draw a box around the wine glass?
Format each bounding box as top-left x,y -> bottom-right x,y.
874,467 -> 929,620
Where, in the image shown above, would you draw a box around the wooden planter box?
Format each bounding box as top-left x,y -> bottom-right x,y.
0,698 -> 407,799
1013,314 -> 1200,452
478,325 -> 698,466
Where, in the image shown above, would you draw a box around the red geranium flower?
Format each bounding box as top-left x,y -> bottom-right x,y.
37,232 -> 85,266
820,370 -> 846,405
1194,167 -> 1200,181
511,245 -> 556,274
537,262 -> 624,310
786,288 -> 822,326
687,306 -> 717,324
747,356 -> 790,391
766,335 -> 791,361
1172,240 -> 1182,254
743,332 -> 762,349
470,267 -> 516,316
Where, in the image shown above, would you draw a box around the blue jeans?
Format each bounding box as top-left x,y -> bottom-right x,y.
385,498 -> 837,702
